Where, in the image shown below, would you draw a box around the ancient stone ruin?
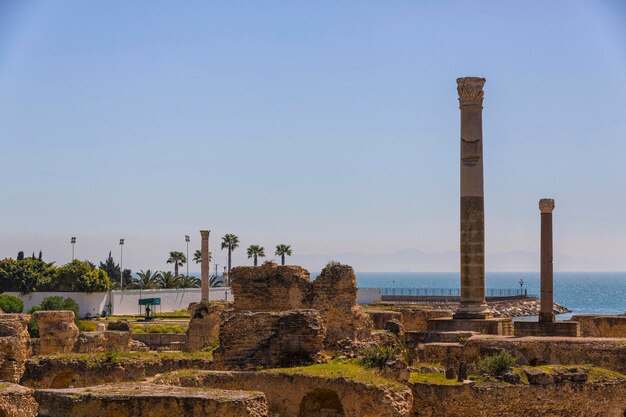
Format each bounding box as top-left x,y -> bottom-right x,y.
0,314 -> 31,383
34,311 -> 80,355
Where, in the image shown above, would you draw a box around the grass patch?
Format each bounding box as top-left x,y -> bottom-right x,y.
33,350 -> 213,366
262,359 -> 405,390
410,372 -> 461,385
132,325 -> 186,334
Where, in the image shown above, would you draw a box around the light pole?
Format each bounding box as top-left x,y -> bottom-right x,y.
185,235 -> 190,277
119,239 -> 125,290
518,278 -> 525,296
214,263 -> 219,287
71,237 -> 76,260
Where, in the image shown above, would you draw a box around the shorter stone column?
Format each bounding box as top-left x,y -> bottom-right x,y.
539,199 -> 555,323
200,230 -> 210,302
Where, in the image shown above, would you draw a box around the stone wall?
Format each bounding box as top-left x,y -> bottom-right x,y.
0,314 -> 32,383
34,311 -> 79,355
409,379 -> 626,417
368,308 -> 453,332
133,333 -> 187,350
157,369 -> 413,417
230,263 -> 373,346
0,383 -> 38,417
231,265 -> 312,312
215,309 -> 325,370
416,336 -> 626,374
571,314 -> 626,338
21,354 -> 213,388
35,384 -> 269,417
186,301 -> 227,351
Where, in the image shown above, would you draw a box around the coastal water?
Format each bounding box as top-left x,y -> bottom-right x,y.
352,272 -> 626,316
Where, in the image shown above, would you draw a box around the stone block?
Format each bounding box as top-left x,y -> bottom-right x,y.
34,311 -> 79,355
571,314 -> 626,337
0,314 -> 31,383
427,317 -> 513,335
73,331 -> 131,353
514,321 -> 580,337
185,301 -> 227,351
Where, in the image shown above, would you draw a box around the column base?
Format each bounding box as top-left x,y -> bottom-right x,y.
453,303 -> 492,320
514,321 -> 580,337
427,317 -> 513,336
538,312 -> 554,323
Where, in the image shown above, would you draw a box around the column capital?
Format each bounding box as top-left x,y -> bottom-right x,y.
200,230 -> 210,239
457,77 -> 485,107
539,199 -> 555,214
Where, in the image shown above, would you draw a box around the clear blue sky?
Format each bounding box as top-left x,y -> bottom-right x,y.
1,1 -> 625,272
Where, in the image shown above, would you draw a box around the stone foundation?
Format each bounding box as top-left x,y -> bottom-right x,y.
514,320 -> 580,337
416,336 -> 626,374
34,384 -> 269,417
186,301 -> 227,351
34,311 -> 79,355
133,333 -> 187,350
409,375 -> 626,417
0,314 -> 31,383
157,369 -> 413,417
426,317 -> 513,335
368,308 -> 453,332
73,331 -> 132,353
571,314 -> 626,338
215,309 -> 325,370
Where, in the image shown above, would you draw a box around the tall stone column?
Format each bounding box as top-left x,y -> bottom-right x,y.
454,77 -> 491,320
200,230 -> 210,302
539,199 -> 555,322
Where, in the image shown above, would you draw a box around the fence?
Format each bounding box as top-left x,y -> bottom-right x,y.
379,288 -> 528,297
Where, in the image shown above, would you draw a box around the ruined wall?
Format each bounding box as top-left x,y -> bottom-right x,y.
215,309 -> 325,370
416,336 -> 626,374
571,314 -> 626,338
0,314 -> 32,383
73,331 -> 131,353
157,369 -> 413,417
0,383 -> 38,417
231,265 -> 312,312
34,311 -> 79,355
409,380 -> 626,417
186,301 -> 228,351
230,263 -> 373,346
368,309 -> 453,332
133,333 -> 187,350
35,384 -> 269,417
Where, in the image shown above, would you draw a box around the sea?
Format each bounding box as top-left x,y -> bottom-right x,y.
347,272 -> 626,319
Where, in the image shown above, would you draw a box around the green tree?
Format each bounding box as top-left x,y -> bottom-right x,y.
246,245 -> 265,266
55,259 -> 92,292
193,250 -> 212,264
17,251 -> 24,261
274,244 -> 292,265
0,258 -> 56,294
134,269 -> 158,289
209,275 -> 224,287
166,251 -> 186,277
157,271 -> 181,289
99,252 -> 120,283
221,234 -> 240,277
179,275 -> 201,288
0,294 -> 24,313
77,268 -> 110,293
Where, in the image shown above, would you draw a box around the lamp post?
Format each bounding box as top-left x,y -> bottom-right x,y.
71,237 -> 76,260
119,239 -> 125,289
518,278 -> 525,296
185,235 -> 190,277
214,263 -> 219,287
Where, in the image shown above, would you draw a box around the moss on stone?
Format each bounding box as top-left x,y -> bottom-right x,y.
409,372 -> 462,385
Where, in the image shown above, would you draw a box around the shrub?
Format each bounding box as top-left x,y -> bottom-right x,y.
359,345 -> 397,369
477,351 -> 517,377
0,294 -> 24,313
77,268 -> 110,293
40,296 -> 80,319
27,305 -> 42,338
78,320 -> 97,332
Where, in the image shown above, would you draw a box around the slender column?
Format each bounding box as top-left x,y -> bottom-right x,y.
454,77 -> 491,320
200,230 -> 210,302
539,199 -> 555,322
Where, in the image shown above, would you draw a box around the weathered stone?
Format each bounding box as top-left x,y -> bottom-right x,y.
385,319 -> 404,336
501,371 -> 521,384
0,314 -> 31,383
107,320 -> 131,332
73,331 -> 131,353
215,309 -> 325,370
445,367 -> 456,380
34,384 -> 268,417
0,382 -> 37,417
457,362 -> 467,382
157,369 -> 413,417
186,301 -> 227,352
231,264 -> 312,312
133,333 -> 186,350
34,311 -> 79,355
523,367 -> 554,385
95,322 -> 106,332
571,314 -> 626,337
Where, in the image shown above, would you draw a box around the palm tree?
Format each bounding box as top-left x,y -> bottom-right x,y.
274,244 -> 292,266
157,271 -> 181,289
209,275 -> 224,287
166,251 -> 186,277
134,269 -> 158,289
247,245 -> 265,266
193,250 -> 212,264
178,275 -> 201,288
221,234 -> 240,277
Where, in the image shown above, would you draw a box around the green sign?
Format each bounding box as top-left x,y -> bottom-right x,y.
138,297 -> 161,306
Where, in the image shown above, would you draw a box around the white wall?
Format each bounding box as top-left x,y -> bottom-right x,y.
7,286 -> 377,317
356,288 -> 381,305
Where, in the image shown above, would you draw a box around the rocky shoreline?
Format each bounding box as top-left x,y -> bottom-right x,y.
423,298 -> 571,318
